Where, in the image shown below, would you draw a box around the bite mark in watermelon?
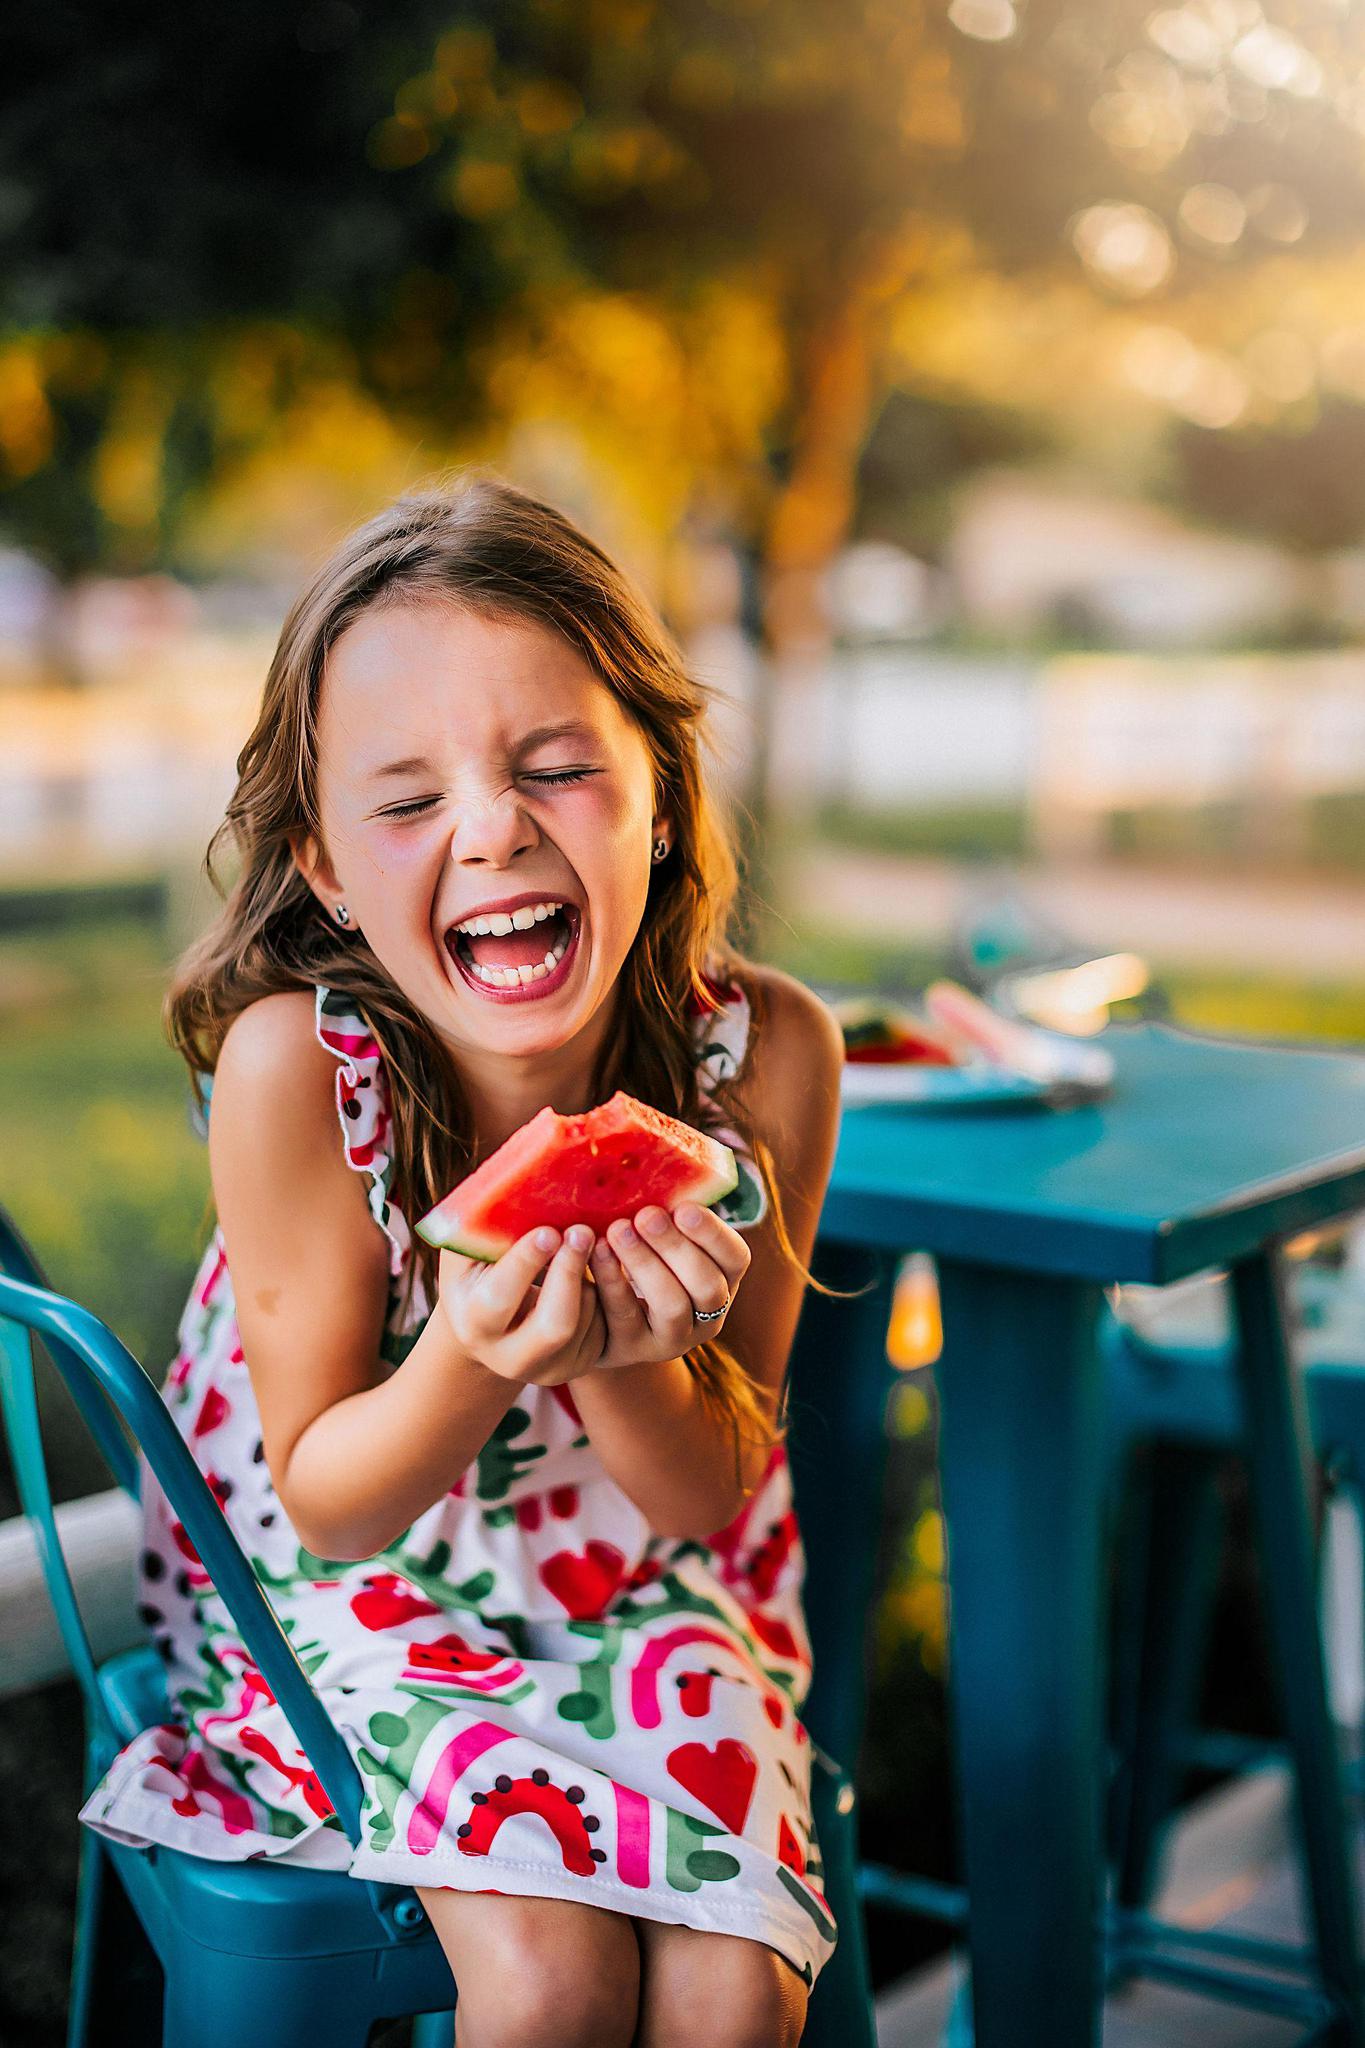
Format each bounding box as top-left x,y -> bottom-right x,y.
414,1090 -> 738,1261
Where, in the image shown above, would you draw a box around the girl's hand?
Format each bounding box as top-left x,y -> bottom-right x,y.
438,1226 -> 606,1388
587,1203 -> 751,1372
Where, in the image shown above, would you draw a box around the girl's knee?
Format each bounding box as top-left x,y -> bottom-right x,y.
638,1929 -> 807,2048
417,1889 -> 638,2048
703,1953 -> 806,2048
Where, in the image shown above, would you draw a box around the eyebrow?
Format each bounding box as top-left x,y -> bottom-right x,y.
365,721 -> 601,784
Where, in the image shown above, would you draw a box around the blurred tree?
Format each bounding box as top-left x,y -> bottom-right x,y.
5,0 -> 1365,831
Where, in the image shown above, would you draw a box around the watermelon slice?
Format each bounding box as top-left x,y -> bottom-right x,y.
414,1090 -> 739,1261
834,997 -> 960,1067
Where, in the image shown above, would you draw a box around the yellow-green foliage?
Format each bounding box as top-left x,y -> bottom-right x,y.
0,918 -> 210,1374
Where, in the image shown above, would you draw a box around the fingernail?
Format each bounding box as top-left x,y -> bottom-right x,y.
676,1203 -> 703,1229
639,1209 -> 667,1237
535,1227 -> 559,1252
613,1221 -> 637,1248
566,1224 -> 594,1253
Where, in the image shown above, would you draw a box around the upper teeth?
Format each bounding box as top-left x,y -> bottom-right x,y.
454,900 -> 565,937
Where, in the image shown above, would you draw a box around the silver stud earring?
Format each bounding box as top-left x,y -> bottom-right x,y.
651,837 -> 669,864
334,904 -> 351,926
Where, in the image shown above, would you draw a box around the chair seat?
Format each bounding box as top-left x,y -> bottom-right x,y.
93,1645 -> 452,1972
91,1643 -> 864,2040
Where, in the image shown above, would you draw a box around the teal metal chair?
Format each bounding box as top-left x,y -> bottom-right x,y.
0,1207 -> 874,2047
1103,1250 -> 1365,1918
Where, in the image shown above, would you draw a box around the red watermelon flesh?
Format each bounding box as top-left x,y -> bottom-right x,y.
414,1090 -> 738,1261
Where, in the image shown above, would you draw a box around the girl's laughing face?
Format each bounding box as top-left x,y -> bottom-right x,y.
293,600 -> 669,1063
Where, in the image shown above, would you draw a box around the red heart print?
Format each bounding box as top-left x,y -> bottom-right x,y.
749,1610 -> 801,1661
666,1739 -> 758,1835
349,1573 -> 443,1632
539,1541 -> 627,1619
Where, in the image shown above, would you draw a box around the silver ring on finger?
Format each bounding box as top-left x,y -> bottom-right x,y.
693,1297 -> 730,1325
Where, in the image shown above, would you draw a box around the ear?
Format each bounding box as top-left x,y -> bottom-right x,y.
289,830 -> 344,916
650,805 -> 672,854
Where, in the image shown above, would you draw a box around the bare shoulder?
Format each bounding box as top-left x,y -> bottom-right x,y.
215,989 -> 329,1089
210,990 -> 345,1168
740,962 -> 844,1122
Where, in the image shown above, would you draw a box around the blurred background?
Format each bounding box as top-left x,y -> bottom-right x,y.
5,0 -> 1365,2037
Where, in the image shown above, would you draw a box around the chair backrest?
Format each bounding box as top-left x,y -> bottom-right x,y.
0,1207 -> 140,1497
0,1254 -> 367,1843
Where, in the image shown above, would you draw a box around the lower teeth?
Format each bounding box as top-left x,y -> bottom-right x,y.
468,935 -> 570,988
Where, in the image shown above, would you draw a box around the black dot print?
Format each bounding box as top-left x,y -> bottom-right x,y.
768,1522 -> 781,1537
154,1636 -> 174,1662
217,1479 -> 234,1502
583,1816 -> 600,1834
590,1849 -> 606,1863
141,1550 -> 165,1581
566,1786 -> 585,1804
138,1603 -> 163,1627
252,1441 -> 265,1464
175,1572 -> 191,1599
343,1098 -> 361,1120
494,1775 -> 512,1794
471,1792 -> 487,1805
260,1513 -> 275,1528
457,1823 -> 471,1839
675,1674 -> 688,1689
531,1768 -> 549,1786
338,1686 -> 355,1696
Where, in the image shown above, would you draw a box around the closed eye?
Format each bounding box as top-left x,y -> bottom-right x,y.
378,769 -> 595,821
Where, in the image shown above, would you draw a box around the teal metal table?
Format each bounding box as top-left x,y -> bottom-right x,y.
816,1022 -> 1365,2048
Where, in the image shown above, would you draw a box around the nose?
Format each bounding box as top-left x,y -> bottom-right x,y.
448,789 -> 539,869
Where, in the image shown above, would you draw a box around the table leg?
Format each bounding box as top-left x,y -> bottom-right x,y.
786,1240 -> 898,1769
934,1257 -> 1108,2048
1230,1248 -> 1365,2043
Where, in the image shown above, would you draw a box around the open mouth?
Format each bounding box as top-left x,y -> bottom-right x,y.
443,900 -> 582,1002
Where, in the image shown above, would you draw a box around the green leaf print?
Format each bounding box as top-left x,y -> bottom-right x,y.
555,1622 -> 623,1741
714,1158 -> 764,1228
476,1406 -> 547,1502
379,1327 -> 421,1370
357,1698 -> 452,1853
776,1865 -> 837,1944
665,1808 -> 740,1891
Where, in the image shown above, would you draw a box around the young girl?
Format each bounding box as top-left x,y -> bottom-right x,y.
79,475 -> 846,2047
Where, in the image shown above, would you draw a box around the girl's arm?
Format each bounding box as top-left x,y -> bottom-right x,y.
210,994 -> 521,1561
570,967 -> 845,1539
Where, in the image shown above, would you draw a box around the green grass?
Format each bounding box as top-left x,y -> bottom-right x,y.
814,798 -> 1029,863
0,917 -> 210,1467
815,794 -> 1365,875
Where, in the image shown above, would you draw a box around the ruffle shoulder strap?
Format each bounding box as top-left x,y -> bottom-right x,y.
313,987 -> 411,1278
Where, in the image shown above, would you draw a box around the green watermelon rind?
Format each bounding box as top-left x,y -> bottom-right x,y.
414,1091 -> 739,1261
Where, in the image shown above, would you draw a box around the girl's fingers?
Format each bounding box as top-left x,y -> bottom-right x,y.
521,1225 -> 595,1349
614,1207 -> 736,1319
605,1215 -> 702,1344
671,1203 -> 752,1288
464,1227 -> 562,1338
590,1239 -> 649,1334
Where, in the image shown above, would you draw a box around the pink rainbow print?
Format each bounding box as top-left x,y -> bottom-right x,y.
630,1626 -> 755,1730
407,1720 -> 517,1856
612,1782 -> 651,1888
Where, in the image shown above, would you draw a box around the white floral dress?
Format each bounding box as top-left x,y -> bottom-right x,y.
79,975 -> 836,1984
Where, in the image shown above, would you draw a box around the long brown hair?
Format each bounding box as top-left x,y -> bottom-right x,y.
169,472 -> 812,1475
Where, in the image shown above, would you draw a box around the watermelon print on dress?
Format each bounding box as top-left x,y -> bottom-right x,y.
77,973 -> 835,1987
